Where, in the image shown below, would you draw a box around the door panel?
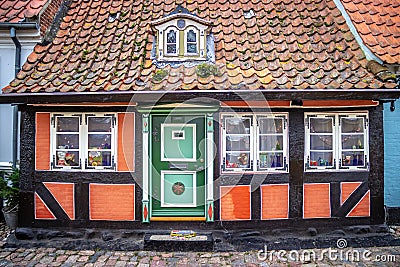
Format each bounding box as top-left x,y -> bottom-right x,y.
161,124 -> 196,161
161,171 -> 196,207
151,115 -> 205,217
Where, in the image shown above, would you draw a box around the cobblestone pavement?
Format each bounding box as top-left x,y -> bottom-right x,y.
0,246 -> 399,266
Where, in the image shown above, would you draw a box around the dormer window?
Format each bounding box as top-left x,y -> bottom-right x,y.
151,6 -> 211,62
185,28 -> 198,55
165,28 -> 178,56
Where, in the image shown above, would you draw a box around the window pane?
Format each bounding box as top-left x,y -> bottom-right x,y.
187,30 -> 196,42
88,117 -> 111,132
310,135 -> 333,150
187,43 -> 197,53
342,152 -> 365,167
226,135 -> 250,151
167,44 -> 176,54
310,152 -> 333,167
341,118 -> 363,133
259,152 -> 283,168
259,136 -> 283,151
88,151 -> 112,167
259,118 -> 283,134
56,151 -> 79,166
88,134 -> 111,149
226,117 -> 251,134
225,152 -> 250,169
56,134 -> 79,149
57,117 -> 79,132
167,30 -> 176,43
310,118 -> 332,133
342,135 -> 364,150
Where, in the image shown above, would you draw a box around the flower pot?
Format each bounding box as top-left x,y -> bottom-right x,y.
2,205 -> 18,230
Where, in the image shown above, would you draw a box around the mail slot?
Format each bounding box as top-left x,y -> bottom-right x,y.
169,163 -> 188,170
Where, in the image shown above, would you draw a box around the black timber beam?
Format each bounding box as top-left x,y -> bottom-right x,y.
1,89 -> 400,104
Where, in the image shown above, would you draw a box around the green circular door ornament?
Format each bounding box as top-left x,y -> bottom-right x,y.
172,182 -> 185,195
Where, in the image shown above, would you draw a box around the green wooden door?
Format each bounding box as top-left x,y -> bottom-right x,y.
151,114 -> 206,217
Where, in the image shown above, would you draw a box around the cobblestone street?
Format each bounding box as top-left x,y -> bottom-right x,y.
0,246 -> 399,266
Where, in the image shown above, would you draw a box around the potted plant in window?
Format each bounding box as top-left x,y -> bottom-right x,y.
0,168 -> 20,229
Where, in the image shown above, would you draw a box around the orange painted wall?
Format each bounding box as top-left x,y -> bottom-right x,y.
44,183 -> 75,220
35,193 -> 55,219
89,184 -> 135,221
220,186 -> 251,221
348,191 -> 370,217
261,184 -> 289,220
36,113 -> 51,170
303,183 -> 331,219
341,182 -> 362,205
117,113 -> 135,171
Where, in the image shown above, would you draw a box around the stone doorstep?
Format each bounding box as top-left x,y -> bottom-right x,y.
3,225 -> 400,252
143,232 -> 214,252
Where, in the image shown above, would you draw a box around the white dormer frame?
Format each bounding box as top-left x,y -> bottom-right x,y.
152,15 -> 210,61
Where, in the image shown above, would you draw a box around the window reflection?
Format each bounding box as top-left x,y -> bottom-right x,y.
186,29 -> 197,54
166,30 -> 177,54
87,116 -> 113,167
55,116 -> 80,167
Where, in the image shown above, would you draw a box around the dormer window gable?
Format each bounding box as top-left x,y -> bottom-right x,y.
151,6 -> 211,62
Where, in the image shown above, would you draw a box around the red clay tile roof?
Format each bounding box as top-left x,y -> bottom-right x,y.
3,0 -> 397,94
0,0 -> 48,23
340,0 -> 400,64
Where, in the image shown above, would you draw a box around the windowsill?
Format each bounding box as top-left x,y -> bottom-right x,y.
157,57 -> 207,62
36,169 -> 136,173
43,169 -> 119,172
164,53 -> 179,57
304,168 -> 369,172
184,53 -> 200,57
220,170 -> 289,175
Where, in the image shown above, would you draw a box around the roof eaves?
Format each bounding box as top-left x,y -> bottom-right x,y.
334,0 -> 383,64
2,89 -> 400,104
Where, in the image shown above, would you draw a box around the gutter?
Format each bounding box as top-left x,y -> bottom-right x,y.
0,22 -> 38,30
333,0 -> 383,64
1,89 -> 400,96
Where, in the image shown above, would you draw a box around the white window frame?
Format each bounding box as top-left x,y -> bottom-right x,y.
85,114 -> 116,170
184,26 -> 199,56
256,114 -> 288,172
51,113 -> 82,170
164,26 -> 179,57
50,112 -> 117,171
304,112 -> 369,172
220,113 -> 289,174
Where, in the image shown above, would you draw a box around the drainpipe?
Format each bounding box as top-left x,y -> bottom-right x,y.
10,27 -> 21,169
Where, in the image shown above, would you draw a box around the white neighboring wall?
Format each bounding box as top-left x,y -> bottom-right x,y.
0,29 -> 41,165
